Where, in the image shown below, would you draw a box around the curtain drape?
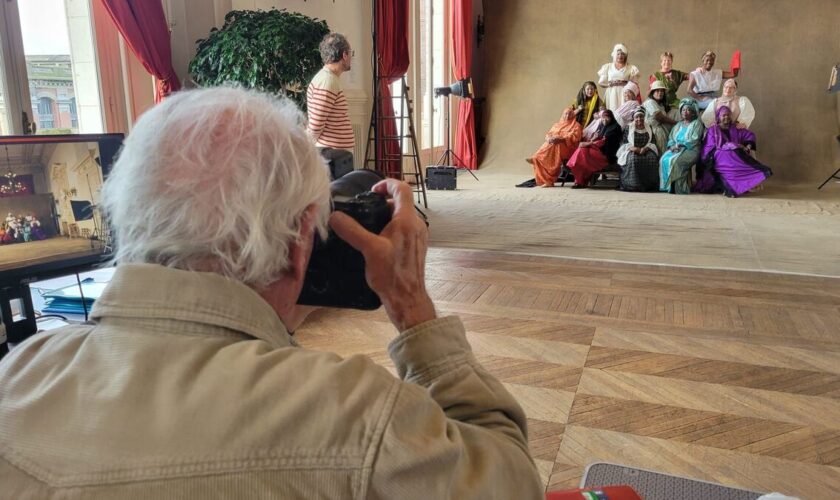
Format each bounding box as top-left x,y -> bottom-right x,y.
375,0 -> 410,177
99,0 -> 181,102
451,0 -> 477,169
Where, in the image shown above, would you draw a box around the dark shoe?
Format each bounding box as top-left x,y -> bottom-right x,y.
516,178 -> 537,188
571,184 -> 586,189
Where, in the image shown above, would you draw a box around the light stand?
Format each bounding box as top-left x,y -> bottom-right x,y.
818,65 -> 840,189
818,136 -> 840,189
434,78 -> 478,181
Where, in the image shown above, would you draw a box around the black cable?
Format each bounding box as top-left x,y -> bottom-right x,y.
35,314 -> 68,322
75,273 -> 89,322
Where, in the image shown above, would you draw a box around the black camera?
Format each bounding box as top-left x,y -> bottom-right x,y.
297,169 -> 391,310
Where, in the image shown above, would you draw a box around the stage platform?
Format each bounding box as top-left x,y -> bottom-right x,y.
421,165 -> 840,277
0,238 -> 102,273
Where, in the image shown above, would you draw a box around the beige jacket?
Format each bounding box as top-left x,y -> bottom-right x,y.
0,264 -> 542,499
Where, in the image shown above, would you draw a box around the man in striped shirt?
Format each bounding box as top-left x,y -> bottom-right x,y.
306,33 -> 355,152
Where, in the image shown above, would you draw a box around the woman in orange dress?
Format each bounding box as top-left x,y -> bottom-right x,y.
527,108 -> 582,187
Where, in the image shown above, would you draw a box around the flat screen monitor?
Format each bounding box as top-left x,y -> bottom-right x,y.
0,133 -> 123,287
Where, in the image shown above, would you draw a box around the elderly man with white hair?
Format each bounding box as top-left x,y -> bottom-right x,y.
0,87 -> 542,499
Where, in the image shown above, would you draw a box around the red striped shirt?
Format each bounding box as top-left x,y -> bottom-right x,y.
306,68 -> 355,150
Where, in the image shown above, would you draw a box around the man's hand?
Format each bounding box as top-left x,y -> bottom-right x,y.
330,179 -> 436,331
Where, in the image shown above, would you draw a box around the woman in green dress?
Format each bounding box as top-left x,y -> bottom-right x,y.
659,98 -> 704,194
649,52 -> 687,113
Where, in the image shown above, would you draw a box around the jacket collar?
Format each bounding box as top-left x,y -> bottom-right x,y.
91,264 -> 294,348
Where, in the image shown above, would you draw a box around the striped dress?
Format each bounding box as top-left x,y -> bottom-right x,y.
306,67 -> 354,150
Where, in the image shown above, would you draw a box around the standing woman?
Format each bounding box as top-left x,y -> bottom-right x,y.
688,51 -> 739,111
571,81 -> 605,128
701,79 -> 755,129
642,81 -> 677,155
566,109 -> 623,188
526,108 -> 583,187
617,108 -> 660,192
649,52 -> 688,112
597,44 -> 640,112
659,98 -> 704,194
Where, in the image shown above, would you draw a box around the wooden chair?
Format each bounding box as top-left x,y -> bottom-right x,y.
81,228 -> 91,239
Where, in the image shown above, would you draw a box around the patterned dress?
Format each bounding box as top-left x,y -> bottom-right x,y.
619,129 -> 659,192
659,118 -> 704,194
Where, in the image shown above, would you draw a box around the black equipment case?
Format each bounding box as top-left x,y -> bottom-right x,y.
425,166 -> 457,190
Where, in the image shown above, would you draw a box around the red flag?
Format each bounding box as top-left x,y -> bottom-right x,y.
730,50 -> 742,73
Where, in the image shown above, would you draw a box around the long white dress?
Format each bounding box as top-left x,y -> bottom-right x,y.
598,63 -> 640,112
701,95 -> 756,128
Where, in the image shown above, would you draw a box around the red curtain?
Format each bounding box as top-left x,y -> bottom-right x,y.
451,0 -> 477,169
99,0 -> 181,102
375,0 -> 410,177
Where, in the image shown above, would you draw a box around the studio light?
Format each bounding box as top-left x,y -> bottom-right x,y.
434,77 -> 474,99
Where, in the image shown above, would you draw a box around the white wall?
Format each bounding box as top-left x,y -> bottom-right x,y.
231,0 -> 371,95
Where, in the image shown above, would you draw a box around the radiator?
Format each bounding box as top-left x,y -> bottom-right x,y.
352,122 -> 366,166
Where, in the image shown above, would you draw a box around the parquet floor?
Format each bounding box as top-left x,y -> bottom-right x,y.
296,248 -> 840,499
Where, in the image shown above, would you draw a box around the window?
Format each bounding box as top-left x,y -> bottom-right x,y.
69,97 -> 77,128
37,97 -> 55,129
413,0 -> 451,163
0,0 -> 117,135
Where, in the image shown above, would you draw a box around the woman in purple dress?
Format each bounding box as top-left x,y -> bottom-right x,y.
695,105 -> 771,197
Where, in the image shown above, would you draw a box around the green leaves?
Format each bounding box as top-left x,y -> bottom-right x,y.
188,8 -> 329,111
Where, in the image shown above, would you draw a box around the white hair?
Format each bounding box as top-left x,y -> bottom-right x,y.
101,87 -> 331,288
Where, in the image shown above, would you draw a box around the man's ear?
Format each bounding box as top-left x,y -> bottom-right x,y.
287,204 -> 319,283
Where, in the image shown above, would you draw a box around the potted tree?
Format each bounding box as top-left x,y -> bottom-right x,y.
189,9 -> 329,110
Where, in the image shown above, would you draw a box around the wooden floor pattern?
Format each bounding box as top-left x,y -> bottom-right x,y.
296,248 -> 840,499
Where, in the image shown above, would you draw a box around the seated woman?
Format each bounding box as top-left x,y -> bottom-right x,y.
695,105 -> 772,197
582,106 -> 607,141
660,98 -> 704,194
571,81 -> 605,129
643,81 -> 677,155
688,50 -> 739,111
617,108 -> 660,192
615,82 -> 641,129
526,107 -> 582,187
701,79 -> 755,128
649,52 -> 688,111
566,109 -> 623,188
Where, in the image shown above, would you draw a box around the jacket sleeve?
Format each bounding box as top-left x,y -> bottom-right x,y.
366,316 -> 543,500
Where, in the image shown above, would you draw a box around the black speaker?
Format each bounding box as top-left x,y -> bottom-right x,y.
426,166 -> 457,190
320,148 -> 355,180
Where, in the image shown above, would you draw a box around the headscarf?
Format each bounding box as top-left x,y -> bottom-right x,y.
695,50 -> 717,73
627,108 -> 657,154
715,105 -> 732,125
611,43 -> 628,62
623,81 -> 639,99
678,97 -> 700,121
548,107 -> 583,140
596,109 -> 623,160
714,79 -> 741,122
573,81 -> 604,127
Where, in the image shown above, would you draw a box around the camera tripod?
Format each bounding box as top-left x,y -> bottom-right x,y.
817,135 -> 840,189
435,93 -> 478,181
